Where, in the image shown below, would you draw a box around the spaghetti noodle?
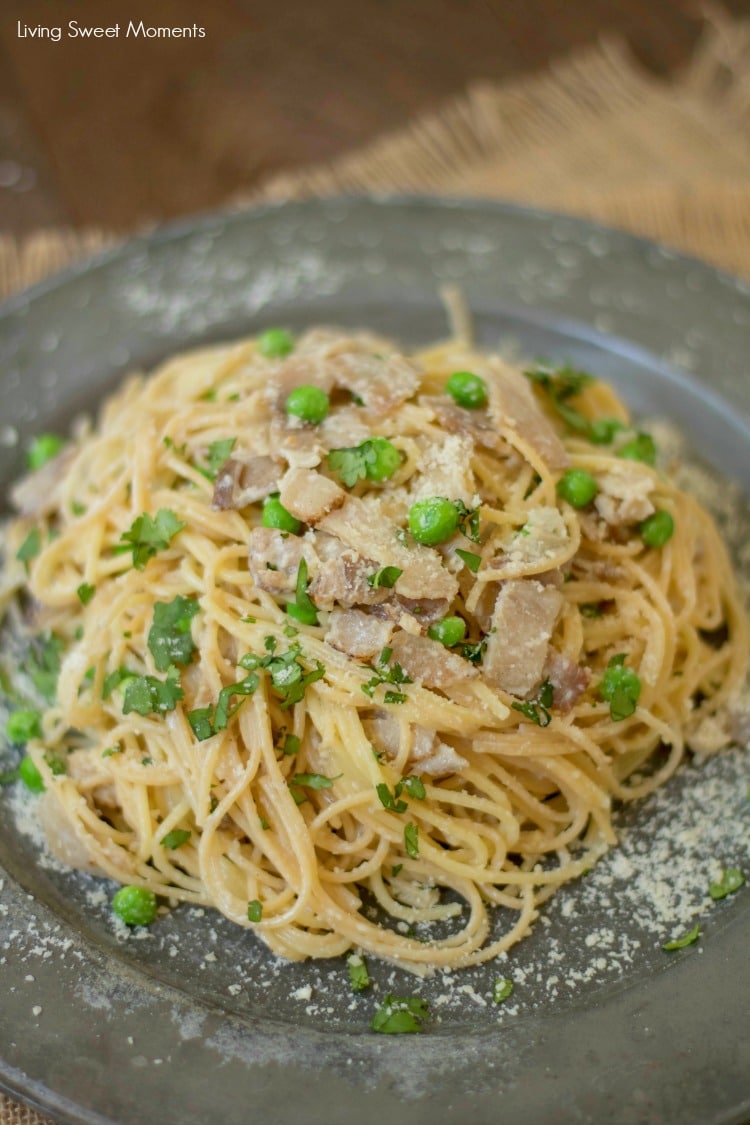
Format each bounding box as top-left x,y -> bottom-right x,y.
1,325 -> 747,971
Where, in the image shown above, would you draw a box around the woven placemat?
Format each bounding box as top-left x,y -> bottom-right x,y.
3,10 -> 750,1125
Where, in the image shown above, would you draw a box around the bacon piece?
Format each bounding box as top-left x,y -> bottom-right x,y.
247,527 -> 311,595
325,337 -> 422,417
544,650 -> 591,713
325,608 -> 394,661
419,394 -> 507,452
211,455 -> 282,510
483,579 -> 564,697
364,714 -> 467,777
389,630 -> 477,690
278,468 -> 346,525
318,496 -> 458,603
486,358 -> 569,471
308,540 -> 388,609
371,596 -> 451,632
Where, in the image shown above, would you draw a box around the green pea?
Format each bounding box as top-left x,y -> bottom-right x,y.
262,493 -> 302,534
18,756 -> 44,794
285,385 -> 330,425
427,616 -> 467,647
365,438 -> 401,482
618,433 -> 657,466
6,709 -> 42,744
112,885 -> 158,927
27,434 -> 65,470
445,370 -> 488,409
588,418 -> 625,445
258,328 -> 294,358
640,509 -> 674,548
408,497 -> 460,545
556,469 -> 598,508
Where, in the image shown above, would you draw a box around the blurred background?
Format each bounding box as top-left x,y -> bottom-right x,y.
3,0 -> 749,236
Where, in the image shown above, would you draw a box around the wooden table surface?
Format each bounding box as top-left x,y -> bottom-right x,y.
1,0 -> 748,236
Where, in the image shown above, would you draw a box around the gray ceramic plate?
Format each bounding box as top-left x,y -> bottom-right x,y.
1,197 -> 749,1125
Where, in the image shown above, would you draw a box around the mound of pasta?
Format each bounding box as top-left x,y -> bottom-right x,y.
1,324 -> 747,971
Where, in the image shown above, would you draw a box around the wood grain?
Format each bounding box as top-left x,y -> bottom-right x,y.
0,0 -> 748,234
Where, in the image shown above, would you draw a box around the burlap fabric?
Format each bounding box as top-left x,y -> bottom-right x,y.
2,10 -> 750,1123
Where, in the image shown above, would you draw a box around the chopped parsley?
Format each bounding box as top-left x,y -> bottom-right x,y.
187,673 -> 260,740
285,558 -> 319,626
493,978 -> 514,1004
76,582 -> 95,605
23,632 -> 64,701
377,783 -> 408,814
458,636 -> 488,665
362,649 -> 412,702
401,776 -> 426,800
115,509 -> 185,570
197,437 -> 236,481
277,732 -> 301,756
708,868 -> 744,900
289,772 -> 340,804
16,527 -> 41,567
102,745 -> 122,758
161,828 -> 191,850
240,641 -> 325,709
404,822 -> 419,858
122,665 -> 184,716
371,994 -> 429,1034
367,565 -> 402,590
147,595 -> 200,671
327,438 -> 401,488
599,654 -> 641,721
391,863 -> 403,877
347,954 -> 371,992
512,679 -> 554,727
580,602 -> 604,618
453,499 -> 481,543
524,363 -> 595,433
102,666 -> 136,700
662,924 -> 700,951
455,548 -> 481,573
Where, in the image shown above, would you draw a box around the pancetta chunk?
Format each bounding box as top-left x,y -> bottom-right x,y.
483,579 -> 563,697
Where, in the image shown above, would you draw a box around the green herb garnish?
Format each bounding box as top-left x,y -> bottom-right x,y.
115,509 -> 185,570
122,665 -> 184,716
367,566 -> 402,590
161,828 -> 191,850
404,822 -> 419,858
327,438 -> 401,487
76,583 -> 96,605
286,558 -> 319,626
708,868 -> 744,900
371,994 -> 429,1035
147,595 -> 200,671
663,924 -> 700,951
493,978 -> 514,1003
455,548 -> 481,573
512,679 -> 554,727
347,954 -> 371,992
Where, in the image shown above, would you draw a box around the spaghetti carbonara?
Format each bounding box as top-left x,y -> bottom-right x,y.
1,324 -> 747,972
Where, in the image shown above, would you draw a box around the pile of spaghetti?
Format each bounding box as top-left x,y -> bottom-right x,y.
1,325 -> 747,972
